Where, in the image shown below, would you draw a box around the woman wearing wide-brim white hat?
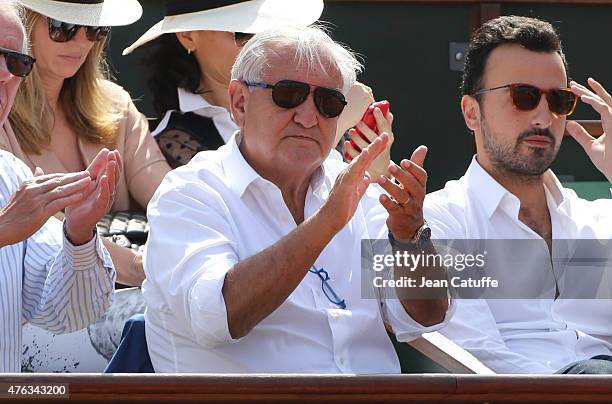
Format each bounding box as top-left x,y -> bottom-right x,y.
123,0 -> 324,55
16,0 -> 142,27
4,0 -> 172,288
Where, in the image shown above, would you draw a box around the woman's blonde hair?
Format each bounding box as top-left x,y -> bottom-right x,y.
9,10 -> 122,154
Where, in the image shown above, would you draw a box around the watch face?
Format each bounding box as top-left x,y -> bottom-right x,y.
416,225 -> 431,249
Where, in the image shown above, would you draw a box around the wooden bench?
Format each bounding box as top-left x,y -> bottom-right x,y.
406,332 -> 494,374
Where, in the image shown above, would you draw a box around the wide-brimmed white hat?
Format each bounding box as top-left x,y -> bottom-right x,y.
16,0 -> 143,27
122,0 -> 324,55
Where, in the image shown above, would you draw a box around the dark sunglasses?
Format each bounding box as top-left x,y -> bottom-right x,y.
233,32 -> 253,47
473,83 -> 578,116
245,79 -> 347,118
47,17 -> 110,43
0,47 -> 36,77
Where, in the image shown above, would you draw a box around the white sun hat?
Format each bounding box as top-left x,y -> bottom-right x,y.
16,0 -> 143,27
122,0 -> 324,55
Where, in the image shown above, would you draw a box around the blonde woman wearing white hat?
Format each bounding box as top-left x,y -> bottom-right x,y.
0,0 -> 172,286
125,0 -> 377,167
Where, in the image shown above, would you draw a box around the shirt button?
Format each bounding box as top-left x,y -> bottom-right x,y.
339,357 -> 345,365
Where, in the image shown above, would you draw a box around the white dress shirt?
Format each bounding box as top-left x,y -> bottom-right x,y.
143,132 -> 453,373
0,151 -> 115,373
425,157 -> 612,373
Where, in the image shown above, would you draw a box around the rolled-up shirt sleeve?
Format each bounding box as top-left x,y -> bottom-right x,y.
144,174 -> 239,349
187,253 -> 237,347
383,292 -> 456,342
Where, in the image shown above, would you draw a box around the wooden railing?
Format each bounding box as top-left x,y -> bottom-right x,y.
1,374 -> 612,403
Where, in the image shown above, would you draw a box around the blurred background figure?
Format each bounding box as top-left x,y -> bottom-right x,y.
1,0 -> 171,286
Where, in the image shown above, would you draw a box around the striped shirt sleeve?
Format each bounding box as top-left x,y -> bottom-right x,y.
22,220 -> 116,334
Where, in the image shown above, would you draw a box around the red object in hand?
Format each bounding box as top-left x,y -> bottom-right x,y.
346,100 -> 391,160
356,100 -> 390,139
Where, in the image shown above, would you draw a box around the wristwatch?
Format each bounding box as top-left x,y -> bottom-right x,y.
388,221 -> 431,251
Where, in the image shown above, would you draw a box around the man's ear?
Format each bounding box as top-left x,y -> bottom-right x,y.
461,94 -> 482,133
175,31 -> 196,53
229,80 -> 248,129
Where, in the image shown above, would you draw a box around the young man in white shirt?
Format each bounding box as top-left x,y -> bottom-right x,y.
143,25 -> 452,373
427,15 -> 612,374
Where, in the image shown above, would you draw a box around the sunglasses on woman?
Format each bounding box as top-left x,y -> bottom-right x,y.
245,80 -> 347,118
47,18 -> 111,43
0,47 -> 36,77
472,83 -> 578,116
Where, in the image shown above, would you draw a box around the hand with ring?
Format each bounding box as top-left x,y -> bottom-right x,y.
376,146 -> 428,241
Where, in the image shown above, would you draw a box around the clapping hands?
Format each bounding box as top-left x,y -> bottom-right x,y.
0,148 -> 121,247
64,148 -> 122,245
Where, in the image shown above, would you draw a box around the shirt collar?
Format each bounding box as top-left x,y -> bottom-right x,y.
221,131 -> 330,199
465,156 -> 567,219
221,132 -> 262,197
542,169 -> 566,208
310,162 -> 329,200
177,87 -> 228,115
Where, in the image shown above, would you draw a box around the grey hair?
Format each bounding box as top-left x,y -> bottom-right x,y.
0,0 -> 28,53
231,24 -> 362,95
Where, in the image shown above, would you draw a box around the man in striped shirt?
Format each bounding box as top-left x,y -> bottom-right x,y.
0,0 -> 118,372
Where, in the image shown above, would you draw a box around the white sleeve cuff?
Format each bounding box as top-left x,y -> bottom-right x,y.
62,224 -> 114,273
385,293 -> 456,343
187,256 -> 241,348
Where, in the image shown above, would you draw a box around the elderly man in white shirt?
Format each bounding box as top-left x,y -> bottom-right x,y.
425,16 -> 612,374
0,0 -> 120,372
143,25 -> 453,373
